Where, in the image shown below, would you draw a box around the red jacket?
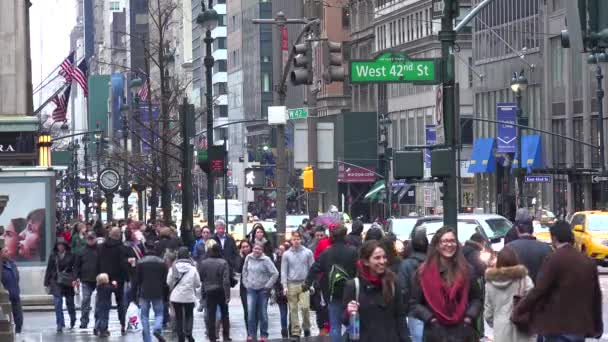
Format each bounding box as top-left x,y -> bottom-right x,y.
314,237 -> 332,260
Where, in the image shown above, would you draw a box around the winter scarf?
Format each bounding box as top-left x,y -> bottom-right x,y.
357,262 -> 382,287
419,260 -> 470,325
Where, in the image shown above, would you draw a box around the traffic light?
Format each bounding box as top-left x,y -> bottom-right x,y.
323,41 -> 345,83
302,166 -> 314,192
290,42 -> 313,85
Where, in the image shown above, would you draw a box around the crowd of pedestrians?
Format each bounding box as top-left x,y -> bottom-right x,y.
10,206 -> 603,342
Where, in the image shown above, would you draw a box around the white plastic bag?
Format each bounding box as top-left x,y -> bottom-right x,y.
126,302 -> 142,332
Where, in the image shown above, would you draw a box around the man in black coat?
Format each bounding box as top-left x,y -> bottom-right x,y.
213,219 -> 238,269
135,248 -> 168,342
75,232 -> 99,328
506,216 -> 552,284
98,227 -> 129,334
304,225 -> 358,342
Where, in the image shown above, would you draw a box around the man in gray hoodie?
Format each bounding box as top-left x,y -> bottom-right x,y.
242,242 -> 279,341
281,231 -> 314,338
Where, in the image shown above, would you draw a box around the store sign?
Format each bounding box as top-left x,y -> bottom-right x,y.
337,162 -> 376,183
0,145 -> 15,152
0,132 -> 35,154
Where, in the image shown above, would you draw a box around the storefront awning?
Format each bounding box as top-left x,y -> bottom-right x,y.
364,181 -> 385,201
468,138 -> 496,173
521,134 -> 542,173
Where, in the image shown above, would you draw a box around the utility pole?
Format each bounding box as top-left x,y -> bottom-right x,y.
440,0 -> 458,228
594,56 -> 606,208
180,98 -> 195,243
307,80 -> 319,218
252,13 -> 314,244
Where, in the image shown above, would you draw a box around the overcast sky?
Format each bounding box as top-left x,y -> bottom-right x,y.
30,0 -> 76,107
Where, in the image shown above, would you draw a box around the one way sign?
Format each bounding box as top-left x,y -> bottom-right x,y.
592,175 -> 608,183
244,168 -> 265,188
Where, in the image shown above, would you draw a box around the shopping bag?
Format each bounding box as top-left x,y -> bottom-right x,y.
126,302 -> 142,332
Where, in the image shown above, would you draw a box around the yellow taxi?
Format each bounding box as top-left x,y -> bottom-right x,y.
570,211 -> 608,264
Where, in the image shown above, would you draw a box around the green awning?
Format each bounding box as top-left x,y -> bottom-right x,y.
364,181 -> 385,201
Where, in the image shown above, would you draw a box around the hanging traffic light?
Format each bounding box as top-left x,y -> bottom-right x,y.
302,166 -> 314,192
290,42 -> 313,85
323,41 -> 345,83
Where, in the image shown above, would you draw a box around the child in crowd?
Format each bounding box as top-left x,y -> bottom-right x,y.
94,273 -> 113,337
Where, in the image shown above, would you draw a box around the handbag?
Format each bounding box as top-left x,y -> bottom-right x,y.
55,256 -> 76,287
510,278 -> 531,334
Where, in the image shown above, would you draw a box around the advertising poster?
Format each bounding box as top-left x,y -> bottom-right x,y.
0,182 -> 47,262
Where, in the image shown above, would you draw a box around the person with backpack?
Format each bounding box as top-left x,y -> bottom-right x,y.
398,230 -> 428,342
484,246 -> 535,342
305,224 -> 358,342
343,240 -> 407,342
167,247 -> 201,342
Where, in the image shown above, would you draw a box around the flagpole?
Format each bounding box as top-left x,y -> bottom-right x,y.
34,83 -> 68,116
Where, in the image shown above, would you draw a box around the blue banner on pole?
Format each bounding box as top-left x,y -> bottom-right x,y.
425,125 -> 437,168
496,103 -> 517,153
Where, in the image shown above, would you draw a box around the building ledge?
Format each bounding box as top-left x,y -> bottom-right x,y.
0,116 -> 39,132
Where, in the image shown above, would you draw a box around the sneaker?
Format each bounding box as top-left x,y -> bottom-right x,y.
79,323 -> 87,329
93,328 -> 98,336
246,337 -> 253,342
260,337 -> 268,342
70,321 -> 76,329
304,330 -> 311,337
56,327 -> 63,334
154,331 -> 167,342
100,331 -> 110,338
223,336 -> 232,341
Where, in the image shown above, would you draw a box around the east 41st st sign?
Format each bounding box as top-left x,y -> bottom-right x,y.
350,52 -> 441,84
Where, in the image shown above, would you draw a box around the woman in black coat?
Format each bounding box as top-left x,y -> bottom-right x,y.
44,238 -> 77,333
343,240 -> 408,342
249,223 -> 273,257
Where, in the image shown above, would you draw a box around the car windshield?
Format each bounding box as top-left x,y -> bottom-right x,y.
484,218 -> 512,237
390,219 -> 418,238
419,222 -> 483,243
587,215 -> 608,231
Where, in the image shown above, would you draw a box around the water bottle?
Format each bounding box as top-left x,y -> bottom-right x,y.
349,311 -> 360,341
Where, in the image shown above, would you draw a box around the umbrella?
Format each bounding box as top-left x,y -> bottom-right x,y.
314,214 -> 341,227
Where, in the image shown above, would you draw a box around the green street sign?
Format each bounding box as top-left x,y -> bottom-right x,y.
350,52 -> 441,84
288,108 -> 309,120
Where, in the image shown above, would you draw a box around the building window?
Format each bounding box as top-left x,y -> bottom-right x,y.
214,37 -> 227,50
550,37 -> 564,88
342,7 -> 350,29
109,1 -> 120,11
262,73 -> 271,92
214,60 -> 227,73
218,15 -> 226,26
215,105 -> 228,118
262,55 -> 271,63
214,83 -> 227,95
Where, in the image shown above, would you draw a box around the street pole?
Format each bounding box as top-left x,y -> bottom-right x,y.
595,59 -> 606,208
83,134 -> 90,222
180,98 -> 194,243
515,90 -> 525,208
440,0 -> 458,229
252,13 -> 312,243
224,136 -> 229,224
105,193 -> 114,222
204,28 -> 215,231
95,127 -> 103,217
307,77 -> 319,219
121,96 -> 131,221
72,141 -> 80,220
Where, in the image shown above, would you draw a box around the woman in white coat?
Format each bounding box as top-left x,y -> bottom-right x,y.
484,246 -> 535,342
167,247 -> 201,342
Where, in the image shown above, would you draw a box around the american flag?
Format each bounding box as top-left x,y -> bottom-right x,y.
58,52 -> 75,83
73,59 -> 88,97
51,84 -> 72,122
138,79 -> 149,100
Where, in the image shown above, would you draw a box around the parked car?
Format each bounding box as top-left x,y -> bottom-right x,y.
570,210 -> 608,265
387,216 -> 442,241
416,221 -> 490,244
457,213 -> 512,250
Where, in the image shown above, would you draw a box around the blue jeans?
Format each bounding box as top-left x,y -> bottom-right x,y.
80,282 -> 96,326
247,288 -> 270,338
408,316 -> 424,342
278,301 -> 288,330
140,298 -> 164,342
53,294 -> 76,328
328,300 -> 345,342
95,305 -> 110,333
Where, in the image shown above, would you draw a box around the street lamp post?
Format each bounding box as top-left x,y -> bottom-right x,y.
510,70 -> 528,209
82,134 -> 91,221
589,52 -> 608,208
94,126 -> 104,217
197,0 -> 219,231
378,114 -> 392,219
120,100 -> 131,220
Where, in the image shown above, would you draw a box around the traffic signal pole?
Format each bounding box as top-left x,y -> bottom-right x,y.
307,63 -> 319,219
440,0 -> 458,229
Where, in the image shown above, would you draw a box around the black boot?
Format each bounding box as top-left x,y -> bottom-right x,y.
222,317 -> 232,341
281,328 -> 288,338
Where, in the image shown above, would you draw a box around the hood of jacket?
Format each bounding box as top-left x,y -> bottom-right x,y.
485,265 -> 528,288
408,251 -> 426,264
174,259 -> 196,273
